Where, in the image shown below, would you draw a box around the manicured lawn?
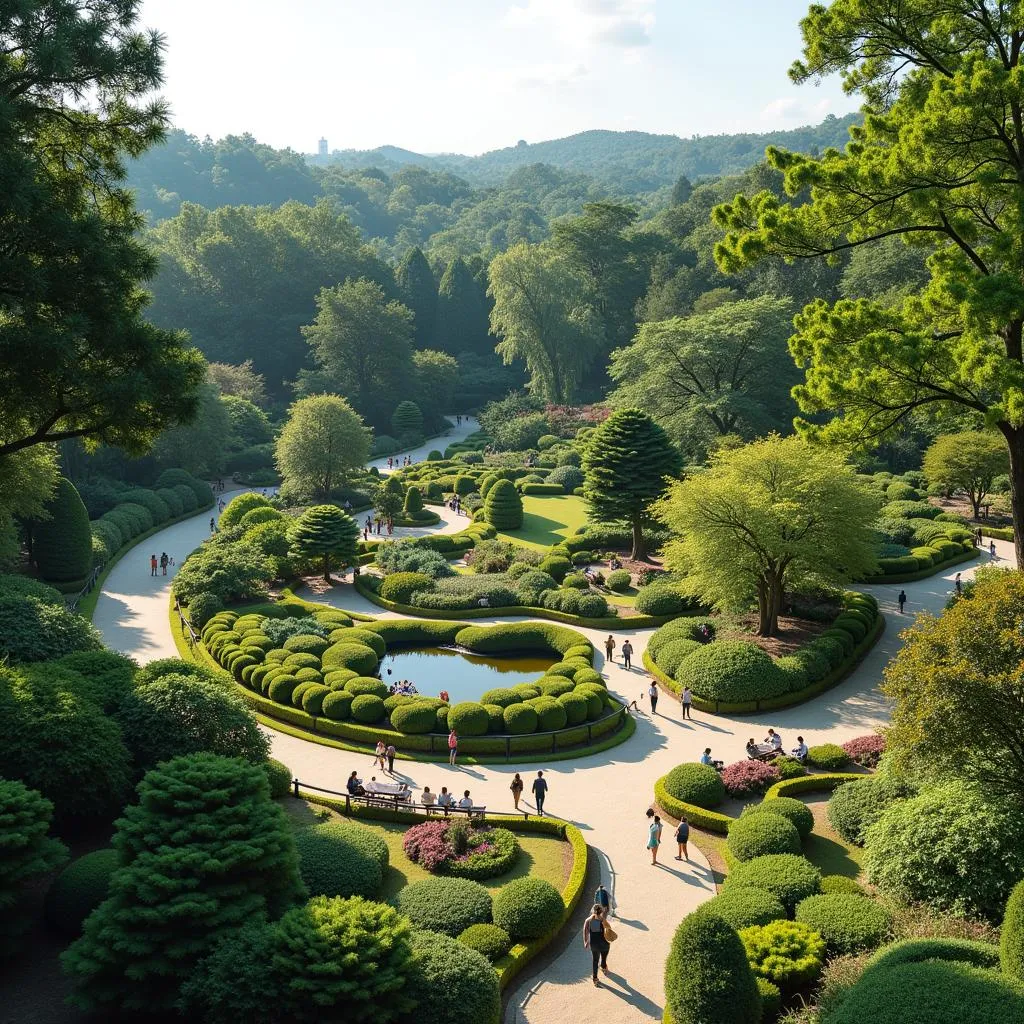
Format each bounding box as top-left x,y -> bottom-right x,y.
288,801 -> 570,902
498,494 -> 590,550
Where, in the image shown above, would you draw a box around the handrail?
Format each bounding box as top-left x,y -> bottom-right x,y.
65,563 -> 105,612
175,598 -> 201,649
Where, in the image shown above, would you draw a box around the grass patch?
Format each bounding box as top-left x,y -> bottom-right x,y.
498,494 -> 589,550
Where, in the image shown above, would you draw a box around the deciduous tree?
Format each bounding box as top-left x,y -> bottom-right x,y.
923,432 -> 1008,517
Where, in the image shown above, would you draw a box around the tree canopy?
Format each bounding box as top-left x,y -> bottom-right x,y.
923,431 -> 1008,517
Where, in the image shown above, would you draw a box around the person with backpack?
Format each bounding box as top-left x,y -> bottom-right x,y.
675,816 -> 690,861
510,772 -> 524,810
582,904 -> 614,985
594,883 -> 614,917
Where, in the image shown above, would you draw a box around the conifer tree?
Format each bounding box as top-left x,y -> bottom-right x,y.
396,247 -> 437,350
289,505 -> 360,581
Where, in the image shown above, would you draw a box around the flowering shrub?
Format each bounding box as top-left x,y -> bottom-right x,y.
842,733 -> 886,768
722,759 -> 781,798
403,821 -> 451,872
402,821 -> 520,880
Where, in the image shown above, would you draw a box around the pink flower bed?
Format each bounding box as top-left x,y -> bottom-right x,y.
721,759 -> 781,797
403,820 -> 452,871
842,733 -> 886,768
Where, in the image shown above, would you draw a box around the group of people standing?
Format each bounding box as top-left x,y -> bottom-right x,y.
148,552 -> 172,576
386,455 -> 415,470
364,515 -> 394,539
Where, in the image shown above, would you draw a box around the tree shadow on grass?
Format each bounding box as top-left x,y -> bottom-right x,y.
507,511 -> 571,548
804,831 -> 861,878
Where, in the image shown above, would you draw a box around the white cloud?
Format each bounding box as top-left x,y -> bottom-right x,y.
514,62 -> 591,89
760,95 -> 833,125
504,0 -> 655,48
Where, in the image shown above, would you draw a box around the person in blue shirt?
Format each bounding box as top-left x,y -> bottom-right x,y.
699,748 -> 723,770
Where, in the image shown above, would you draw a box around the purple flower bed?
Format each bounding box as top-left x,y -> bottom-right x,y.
721,759 -> 781,797
842,733 -> 886,768
403,820 -> 452,871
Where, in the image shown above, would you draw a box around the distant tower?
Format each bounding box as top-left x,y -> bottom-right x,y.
318,137 -> 328,157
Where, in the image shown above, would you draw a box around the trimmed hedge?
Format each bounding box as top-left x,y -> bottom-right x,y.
661,763 -> 726,810
44,849 -> 119,938
794,893 -> 893,954
491,876 -> 565,941
459,923 -> 511,962
675,642 -> 786,704
749,796 -> 814,839
33,477 -> 93,583
694,886 -> 787,930
292,821 -> 387,899
725,854 -> 822,914
726,812 -> 802,862
396,877 -> 492,937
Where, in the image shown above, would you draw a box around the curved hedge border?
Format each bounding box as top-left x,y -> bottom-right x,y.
860,544 -> 979,584
645,612 -> 885,715
981,526 -> 1013,542
353,572 -> 680,629
763,773 -> 863,800
298,792 -> 588,992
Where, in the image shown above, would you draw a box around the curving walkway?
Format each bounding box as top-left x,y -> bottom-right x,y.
91,462 -> 1017,1022
370,415 -> 479,473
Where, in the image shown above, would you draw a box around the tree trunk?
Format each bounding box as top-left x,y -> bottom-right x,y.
1004,426 -> 1024,568
323,554 -> 331,582
630,515 -> 647,561
756,579 -> 771,636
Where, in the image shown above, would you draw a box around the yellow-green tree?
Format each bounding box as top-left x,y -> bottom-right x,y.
654,435 -> 879,636
923,431 -> 1008,517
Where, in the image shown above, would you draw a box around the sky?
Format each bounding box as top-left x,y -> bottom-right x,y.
138,0 -> 859,156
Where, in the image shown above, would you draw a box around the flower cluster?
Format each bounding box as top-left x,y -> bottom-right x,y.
841,733 -> 886,768
402,821 -> 452,871
721,759 -> 781,798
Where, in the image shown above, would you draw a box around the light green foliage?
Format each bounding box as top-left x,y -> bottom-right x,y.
695,887 -> 787,931
275,395 -> 370,502
740,919 -> 825,991
491,876 -> 564,940
655,435 -> 879,636
794,893 -> 892,955
396,877 -> 492,937
289,505 -> 360,581
581,407 -> 681,559
924,432 -> 1008,516
727,811 -> 802,862
219,492 -> 274,531
1003,880 -> 1024,981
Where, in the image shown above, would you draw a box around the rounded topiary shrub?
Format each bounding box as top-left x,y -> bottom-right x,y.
483,479 -> 523,530
321,690 -> 353,721
390,701 -> 438,734
725,854 -> 822,914
634,585 -> 686,616
828,775 -> 911,846
447,701 -> 490,737
301,684 -> 331,716
662,762 -> 726,809
727,812 -> 802,862
397,877 -> 493,937
187,592 -> 224,629
44,849 -> 119,938
658,638 -> 702,676
350,693 -> 386,723
1003,879 -> 1024,981
740,919 -> 826,992
345,676 -> 389,699
343,628 -> 387,658
557,691 -> 589,725
696,886 -> 787,931
292,822 -> 387,899
263,758 -> 293,798
676,641 -> 787,703
820,875 -> 866,896
33,477 -> 93,582
283,633 -> 332,657
533,698 -> 567,731
321,642 -> 378,676
380,571 -> 433,604
405,929 -> 500,1024
665,911 -> 761,1024
502,702 -> 538,735
794,893 -> 892,954
807,743 -> 851,771
492,876 -> 564,941
267,674 -> 300,705
458,923 -> 511,962
744,797 -> 815,839
606,569 -> 631,592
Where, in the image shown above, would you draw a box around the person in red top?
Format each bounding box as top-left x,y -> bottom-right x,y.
448,729 -> 458,766
149,554 -> 158,577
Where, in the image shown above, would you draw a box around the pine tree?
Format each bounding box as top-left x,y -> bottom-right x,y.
582,408 -> 682,560
391,400 -> 424,440
288,505 -> 360,582
436,256 -> 490,356
62,753 -> 305,1013
396,247 -> 437,350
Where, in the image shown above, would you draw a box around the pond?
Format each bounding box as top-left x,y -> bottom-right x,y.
381,647 -> 556,705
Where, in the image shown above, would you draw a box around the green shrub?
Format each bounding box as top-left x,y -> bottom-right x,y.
725,854 -> 822,914
662,762 -> 727,809
321,690 -> 353,720
300,684 -> 330,716
807,743 -> 851,770
740,919 -> 826,991
343,628 -> 387,658
262,758 -> 292,798
218,492 -> 273,530
282,633 -> 331,657
186,592 -> 224,629
605,569 -> 631,592
380,571 -> 433,603
828,776 -> 911,845
502,702 -> 538,734
390,701 -> 438,734
634,585 -> 686,616
345,677 -> 389,699
404,930 -> 500,1024
756,978 -> 782,1019
458,923 -> 511,961
44,849 -> 117,939
746,797 -> 814,838
292,821 -> 387,899
820,875 -> 866,895
350,694 -> 386,724
534,697 -> 567,731
483,479 -> 523,530
321,642 -> 378,675
491,876 -> 564,940
773,756 -> 808,781
397,877 -> 492,937
727,812 -> 802,862
1003,880 -> 1024,981
32,478 -> 94,583
658,638 -> 702,676
675,641 -> 787,703
695,886 -> 787,930
664,912 -> 761,1024
51,650 -> 137,713
0,595 -> 104,663
794,893 -> 892,954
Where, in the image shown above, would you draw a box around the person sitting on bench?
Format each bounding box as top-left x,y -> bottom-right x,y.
437,787 -> 454,809
699,747 -> 724,771
347,771 -> 365,796
792,736 -> 808,762
420,786 -> 436,807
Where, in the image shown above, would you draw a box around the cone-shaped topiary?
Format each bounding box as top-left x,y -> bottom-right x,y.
665,911 -> 761,1024
289,505 -> 360,581
33,477 -> 92,582
483,478 -> 523,530
1002,879 -> 1024,980
404,485 -> 423,515
581,407 -> 681,559
392,400 -> 424,439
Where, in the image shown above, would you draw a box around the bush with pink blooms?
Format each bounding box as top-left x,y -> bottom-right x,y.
403,820 -> 452,871
402,820 -> 520,880
722,759 -> 781,798
841,733 -> 886,768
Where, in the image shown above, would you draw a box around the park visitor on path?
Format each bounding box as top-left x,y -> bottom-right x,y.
160,552 -> 168,576
647,813 -> 663,865
595,883 -> 613,917
149,554 -> 157,577
532,770 -> 548,815
898,589 -> 907,614
648,681 -> 659,715
510,772 -> 524,810
374,740 -> 386,771
675,817 -> 690,860
681,685 -> 693,719
605,634 -> 616,662
621,638 -> 633,669
386,743 -> 396,774
448,728 -> 458,765
583,905 -> 612,985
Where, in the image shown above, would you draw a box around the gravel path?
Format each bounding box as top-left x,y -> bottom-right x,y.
91,460 -> 1016,1023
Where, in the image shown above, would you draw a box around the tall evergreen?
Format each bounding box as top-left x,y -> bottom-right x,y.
396,247 -> 437,350
435,256 -> 491,356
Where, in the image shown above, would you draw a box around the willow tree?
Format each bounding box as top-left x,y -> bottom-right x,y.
713,0 -> 1024,567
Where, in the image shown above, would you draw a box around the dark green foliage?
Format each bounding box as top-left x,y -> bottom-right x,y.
62,754 -> 305,1013
0,574 -> 62,605
33,478 -> 92,582
289,504 -> 360,580
396,877 -> 492,937
483,478 -> 523,529
725,854 -> 822,914
264,758 -> 293,798
52,649 -> 138,713
1004,881 -> 1024,981
458,922 -> 511,961
727,812 -> 802,862
606,568 -> 631,592
491,876 -> 563,940
391,701 -> 439,734
0,595 -> 103,663
405,929 -> 501,1024
44,849 -> 118,939
794,893 -> 892,954
173,542 -> 273,603
662,762 -> 726,809
118,672 -> 269,773
447,701 -> 490,736
134,656 -> 218,688
696,886 -> 787,931
675,641 -> 787,702
293,822 -> 387,899
743,797 -> 814,839
187,592 -> 224,628
664,912 -> 761,1024
392,400 -> 424,438
581,408 -> 682,559
828,775 -> 911,845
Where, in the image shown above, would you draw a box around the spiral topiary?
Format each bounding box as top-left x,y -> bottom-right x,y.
483,479 -> 523,530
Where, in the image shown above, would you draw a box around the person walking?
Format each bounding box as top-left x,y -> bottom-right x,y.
374,740 -> 386,772
604,635 -> 616,662
897,589 -> 907,614
160,552 -> 169,576
681,686 -> 693,719
150,554 -> 158,577
595,883 -> 612,917
209,517 -> 217,533
621,639 -> 633,670
510,772 -> 524,810
647,813 -> 663,865
990,539 -> 998,559
583,905 -> 612,985
648,681 -> 659,716
955,572 -> 962,596
675,816 -> 690,861
532,771 -> 548,816
385,743 -> 396,774
448,728 -> 458,766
